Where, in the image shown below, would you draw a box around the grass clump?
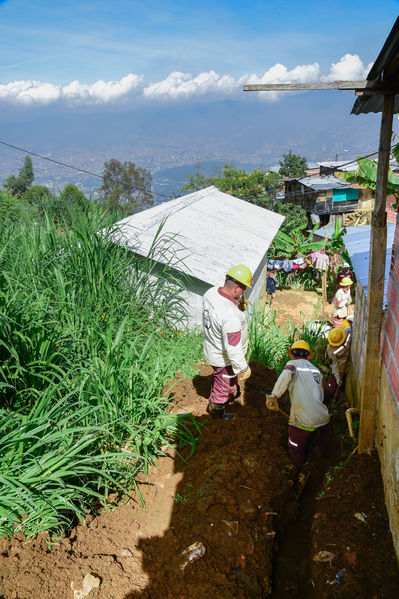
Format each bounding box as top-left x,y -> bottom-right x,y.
0,205 -> 203,537
248,305 -> 328,374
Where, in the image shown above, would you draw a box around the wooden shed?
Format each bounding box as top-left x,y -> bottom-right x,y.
111,186 -> 284,327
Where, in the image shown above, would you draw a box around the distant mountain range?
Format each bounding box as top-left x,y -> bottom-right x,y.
0,91 -> 382,200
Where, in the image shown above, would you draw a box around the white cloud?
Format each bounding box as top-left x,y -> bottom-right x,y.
0,74 -> 142,106
0,55 -> 372,106
322,54 -> 370,81
0,80 -> 61,104
62,74 -> 143,104
143,70 -> 236,99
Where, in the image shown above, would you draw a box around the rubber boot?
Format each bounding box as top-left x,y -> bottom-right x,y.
207,401 -> 235,421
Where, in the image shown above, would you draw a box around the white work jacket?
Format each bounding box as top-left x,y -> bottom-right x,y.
271,358 -> 329,429
326,330 -> 351,385
202,286 -> 249,374
333,287 -> 352,318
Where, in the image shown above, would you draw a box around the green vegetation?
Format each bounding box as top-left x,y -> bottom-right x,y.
341,149 -> 399,210
0,202 -> 203,537
181,163 -> 280,207
279,150 -> 308,178
248,307 -> 328,375
99,158 -> 153,214
4,156 -> 34,196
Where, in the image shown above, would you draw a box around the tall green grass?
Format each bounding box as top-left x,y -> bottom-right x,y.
248,305 -> 328,374
0,206 -> 203,537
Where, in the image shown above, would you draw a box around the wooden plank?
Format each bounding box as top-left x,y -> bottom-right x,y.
243,80 -> 376,92
358,93 -> 395,453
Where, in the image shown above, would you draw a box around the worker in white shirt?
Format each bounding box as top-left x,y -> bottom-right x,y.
332,276 -> 353,327
266,340 -> 331,469
326,324 -> 351,392
202,264 -> 252,421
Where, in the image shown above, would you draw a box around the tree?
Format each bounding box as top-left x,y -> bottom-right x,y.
182,163 -> 280,207
99,159 -> 153,215
61,184 -> 89,212
279,150 -> 308,178
4,156 -> 34,195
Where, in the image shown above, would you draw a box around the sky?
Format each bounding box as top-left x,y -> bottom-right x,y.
0,0 -> 398,108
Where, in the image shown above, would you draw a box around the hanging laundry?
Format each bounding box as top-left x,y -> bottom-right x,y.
315,252 -> 329,271
293,257 -> 305,266
283,260 -> 293,273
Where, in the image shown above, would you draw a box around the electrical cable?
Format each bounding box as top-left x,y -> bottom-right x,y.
0,138 -> 396,204
0,139 -> 174,201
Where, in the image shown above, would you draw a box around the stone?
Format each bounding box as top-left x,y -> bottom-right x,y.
71,573 -> 101,598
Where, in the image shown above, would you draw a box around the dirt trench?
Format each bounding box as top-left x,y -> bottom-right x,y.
0,363 -> 398,599
0,289 -> 398,598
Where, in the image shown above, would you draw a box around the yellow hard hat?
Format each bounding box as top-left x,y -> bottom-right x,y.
328,328 -> 346,346
288,340 -> 313,359
226,264 -> 252,288
340,319 -> 351,330
340,277 -> 353,286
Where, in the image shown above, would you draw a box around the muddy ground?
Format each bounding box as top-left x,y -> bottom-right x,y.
0,290 -> 398,599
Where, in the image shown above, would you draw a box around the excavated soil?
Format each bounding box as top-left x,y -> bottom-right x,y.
0,290 -> 398,598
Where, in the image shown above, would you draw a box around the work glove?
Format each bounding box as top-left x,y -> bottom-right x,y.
239,298 -> 249,311
240,365 -> 251,381
265,394 -> 279,411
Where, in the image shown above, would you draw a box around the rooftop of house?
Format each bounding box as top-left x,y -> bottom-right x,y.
110,186 -> 285,287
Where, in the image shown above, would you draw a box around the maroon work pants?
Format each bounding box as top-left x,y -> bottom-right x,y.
288,421 -> 332,469
209,365 -> 237,405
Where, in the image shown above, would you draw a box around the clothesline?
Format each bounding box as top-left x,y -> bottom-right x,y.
267,250 -> 330,273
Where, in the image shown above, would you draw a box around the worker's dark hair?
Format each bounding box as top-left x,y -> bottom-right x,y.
291,348 -> 309,358
225,275 -> 239,287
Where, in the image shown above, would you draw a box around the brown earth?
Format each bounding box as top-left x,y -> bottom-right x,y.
0,291 -> 398,599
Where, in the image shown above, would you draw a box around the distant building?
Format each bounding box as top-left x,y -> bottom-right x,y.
284,175 -> 366,225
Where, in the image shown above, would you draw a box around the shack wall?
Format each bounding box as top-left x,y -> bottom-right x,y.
375,366 -> 399,559
346,215 -> 399,559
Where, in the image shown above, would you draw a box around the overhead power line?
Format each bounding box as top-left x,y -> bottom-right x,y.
0,139 -> 174,201
0,138 -> 395,204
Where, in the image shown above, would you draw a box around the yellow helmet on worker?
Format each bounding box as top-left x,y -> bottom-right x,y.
340,276 -> 353,286
226,264 -> 252,288
288,340 -> 313,359
328,328 -> 346,347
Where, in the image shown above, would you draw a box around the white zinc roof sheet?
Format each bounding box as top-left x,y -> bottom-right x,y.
111,186 -> 285,287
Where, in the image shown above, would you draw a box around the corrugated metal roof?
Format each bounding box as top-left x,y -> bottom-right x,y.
314,224 -> 395,306
110,186 -> 285,287
299,176 -> 350,191
352,17 -> 399,115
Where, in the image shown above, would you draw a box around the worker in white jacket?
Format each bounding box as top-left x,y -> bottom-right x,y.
332,276 -> 353,327
202,264 -> 252,420
266,340 -> 331,468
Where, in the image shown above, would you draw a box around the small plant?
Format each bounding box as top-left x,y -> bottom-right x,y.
174,483 -> 193,504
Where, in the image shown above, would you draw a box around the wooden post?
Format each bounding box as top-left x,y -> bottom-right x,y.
358,93 -> 394,453
321,270 -> 327,308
